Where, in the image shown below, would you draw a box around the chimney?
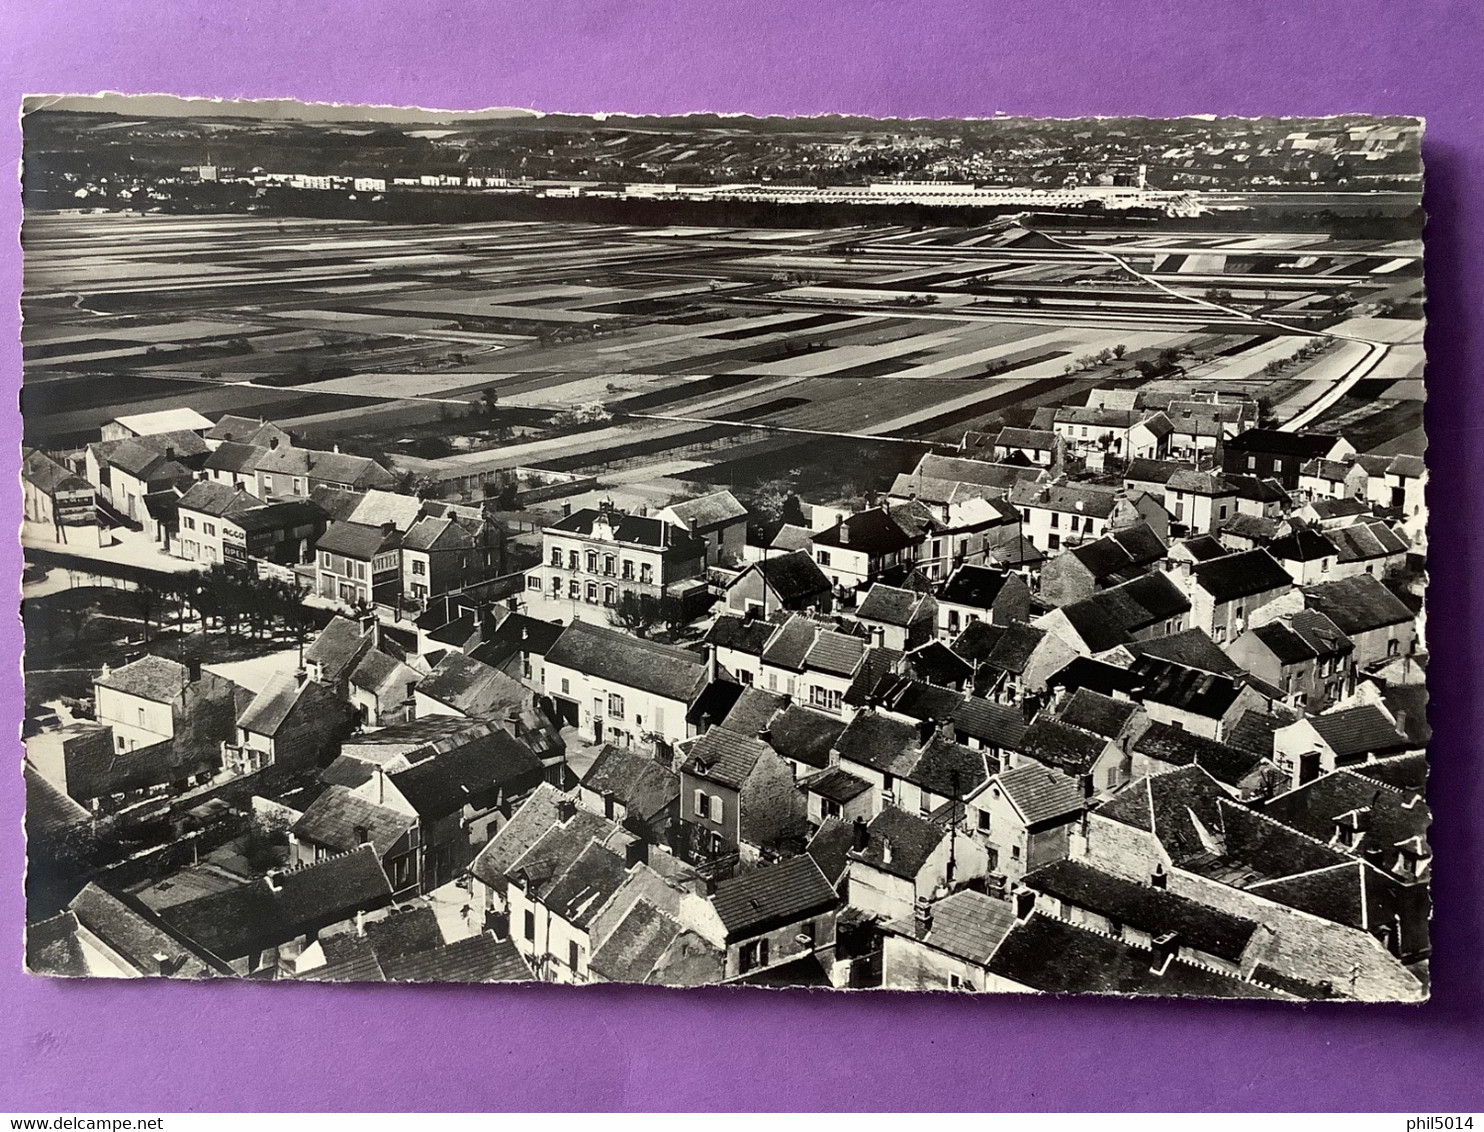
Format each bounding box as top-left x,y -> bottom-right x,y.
1151,863 -> 1168,890
852,816 -> 869,852
165,446 -> 176,463
151,952 -> 173,977
913,895 -> 933,934
295,667 -> 308,686
353,823 -> 370,846
186,658 -> 202,683
917,717 -> 936,746
625,838 -> 649,868
704,643 -> 718,684
264,872 -> 282,893
333,443 -> 341,454
406,680 -> 418,702
355,910 -> 367,938
557,797 -> 577,823
562,501 -> 572,518
1150,930 -> 1178,975
382,520 -> 396,538
269,436 -> 280,450
757,727 -> 772,745
839,521 -> 850,546
1013,888 -> 1037,920
881,838 -> 894,866
375,765 -> 386,806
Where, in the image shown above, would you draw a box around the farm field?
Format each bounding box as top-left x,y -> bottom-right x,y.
22,210 -> 1424,499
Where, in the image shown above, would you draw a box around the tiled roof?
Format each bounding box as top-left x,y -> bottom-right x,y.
318,519 -> 399,560
205,415 -> 288,446
987,912 -> 1285,999
1329,519 -> 1408,563
237,672 -> 312,736
1133,721 -> 1258,781
1226,429 -> 1341,458
1261,768 -> 1428,864
292,785 -> 417,859
720,686 -> 790,736
1008,480 -> 1119,519
549,507 -> 706,559
711,854 -> 837,939
590,899 -> 683,983
63,883 -> 221,977
768,705 -> 848,770
542,841 -> 633,929
1227,709 -> 1284,758
1251,620 -> 1320,666
401,515 -> 474,553
388,726 -> 544,816
113,408 -> 213,435
1023,859 -> 1260,962
989,763 -> 1085,825
759,613 -> 818,671
856,583 -> 928,626
304,615 -> 370,682
682,726 -> 771,789
468,783 -> 566,888
886,889 -> 1017,964
1095,766 -> 1228,865
1193,549 -> 1293,602
1128,628 -> 1245,677
843,644 -> 904,708
1307,705 -> 1408,758
468,612 -> 564,669
1270,527 -> 1339,564
904,640 -> 973,687
1129,657 -> 1246,719
347,490 -> 424,533
546,620 -> 706,703
1302,573 -> 1415,634
950,696 -> 1029,751
349,648 -> 420,704
906,735 -> 991,800
805,816 -> 856,886
805,629 -> 867,677
202,441 -> 268,476
416,652 -> 521,718
664,489 -> 748,529
1124,458 -> 1189,485
703,614 -> 779,657
582,744 -> 680,821
161,846 -> 393,960
1057,688 -> 1139,738
380,932 -> 531,983
938,565 -> 1015,609
810,507 -> 919,555
800,766 -> 873,804
1020,717 -> 1107,776
835,711 -> 922,774
96,654 -> 190,703
848,805 -> 948,881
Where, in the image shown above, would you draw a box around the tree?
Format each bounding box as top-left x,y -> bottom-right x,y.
1112,343 -> 1127,360
607,591 -> 668,639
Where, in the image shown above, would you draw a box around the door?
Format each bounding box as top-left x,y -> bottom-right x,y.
592,698 -> 605,743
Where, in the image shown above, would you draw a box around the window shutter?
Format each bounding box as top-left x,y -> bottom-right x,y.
694,788 -> 706,818
712,794 -> 724,823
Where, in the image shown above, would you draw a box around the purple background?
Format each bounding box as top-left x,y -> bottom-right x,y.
2,0 -> 1481,1111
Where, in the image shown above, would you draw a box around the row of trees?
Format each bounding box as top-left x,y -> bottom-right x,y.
1261,336 -> 1335,378
136,566 -> 322,651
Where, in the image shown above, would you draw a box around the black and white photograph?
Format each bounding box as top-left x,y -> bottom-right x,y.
20,96 -> 1428,1001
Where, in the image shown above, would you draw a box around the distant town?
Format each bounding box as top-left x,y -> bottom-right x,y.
22,104 -> 1427,999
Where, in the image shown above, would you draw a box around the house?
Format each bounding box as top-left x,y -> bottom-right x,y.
724,550 -> 834,616
1008,480 -> 1119,554
201,441 -> 270,496
1301,573 -> 1419,670
101,407 -> 213,443
757,615 -> 868,715
809,506 -> 923,595
1128,656 -> 1270,741
702,613 -> 781,687
1122,457 -> 1190,502
173,480 -> 253,566
854,583 -> 938,649
204,414 -> 291,450
1177,548 -> 1294,644
401,513 -> 499,610
588,898 -> 726,988
708,854 -> 839,983
1016,713 -> 1128,795
221,670 -> 354,776
86,433 -> 206,523
767,703 -> 849,780
879,888 -> 1018,991
832,710 -> 993,822
1383,453 -> 1427,550
94,654 -> 242,757
1298,457 -> 1354,502
290,786 -> 422,899
1082,766 -> 1424,999
952,620 -> 1077,708
543,619 -> 710,752
577,743 -> 681,847
1326,519 -> 1410,580
1038,522 -> 1166,606
1164,470 -> 1238,537
871,677 -> 1028,765
1019,858 -> 1265,976
159,845 -> 395,976
844,805 -> 989,923
1052,406 -> 1161,463
468,611 -> 565,691
656,489 -> 749,566
254,443 -> 394,497
534,504 -> 707,624
347,647 -> 423,727
1226,610 -> 1355,712
964,763 -> 1084,883
1269,526 -> 1340,585
26,883 -> 225,979
1035,571 -> 1191,655
934,565 -> 1031,637
678,725 -> 807,864
991,426 -> 1058,467
1129,722 -> 1272,798
800,767 -> 875,829
1272,704 -> 1411,787
413,651 -> 529,722
22,449 -> 98,545
1222,428 -> 1355,490
315,520 -> 402,608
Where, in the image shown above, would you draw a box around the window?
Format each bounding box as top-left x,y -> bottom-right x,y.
1322,558 -> 1331,573
1048,533 -> 1060,551
528,576 -> 542,591
739,938 -> 769,973
977,810 -> 991,833
586,582 -> 599,603
183,516 -> 196,530
622,559 -> 634,580
560,678 -> 570,695
948,610 -> 960,634
604,585 -> 617,607
568,940 -> 581,973
809,685 -> 843,713
1218,505 -> 1229,520
949,974 -> 964,990
816,550 -> 831,568
604,554 -> 616,576
523,910 -> 535,942
412,559 -> 426,576
568,580 -> 580,599
822,797 -> 841,819
1248,456 -> 1257,470
550,548 -> 562,567
137,707 -> 146,726
568,550 -> 579,571
586,551 -> 599,573
1011,844 -> 1022,860
640,563 -> 653,585
202,522 -> 216,536
608,693 -> 625,719
1049,512 -> 1059,529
